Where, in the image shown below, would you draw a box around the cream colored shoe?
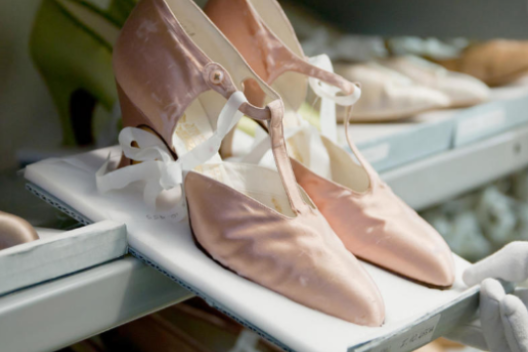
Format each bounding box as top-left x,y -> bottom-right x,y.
381,55 -> 490,108
335,62 -> 451,122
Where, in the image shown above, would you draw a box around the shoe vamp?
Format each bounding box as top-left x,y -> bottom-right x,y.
185,171 -> 382,324
296,170 -> 454,285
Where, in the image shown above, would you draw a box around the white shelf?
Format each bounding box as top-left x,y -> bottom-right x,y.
383,124 -> 528,211
0,256 -> 192,352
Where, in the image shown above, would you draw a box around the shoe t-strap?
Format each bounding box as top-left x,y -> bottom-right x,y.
267,100 -> 309,215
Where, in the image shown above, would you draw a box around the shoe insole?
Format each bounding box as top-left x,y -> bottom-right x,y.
172,97 -> 295,217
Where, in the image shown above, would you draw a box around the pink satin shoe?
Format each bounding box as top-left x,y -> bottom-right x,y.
108,0 -> 384,326
206,0 -> 455,288
0,211 -> 39,250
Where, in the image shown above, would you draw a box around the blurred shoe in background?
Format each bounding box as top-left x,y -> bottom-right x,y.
29,0 -> 136,148
438,40 -> 528,87
380,55 -> 489,108
335,62 -> 450,121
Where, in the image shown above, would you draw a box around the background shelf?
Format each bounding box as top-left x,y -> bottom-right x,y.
294,0 -> 528,40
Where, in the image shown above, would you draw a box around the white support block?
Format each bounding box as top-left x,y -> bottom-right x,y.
0,221 -> 127,296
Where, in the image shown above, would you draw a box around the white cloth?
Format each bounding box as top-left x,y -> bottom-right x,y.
447,241 -> 528,352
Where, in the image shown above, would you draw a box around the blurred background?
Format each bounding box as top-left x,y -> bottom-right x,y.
2,0 -> 528,351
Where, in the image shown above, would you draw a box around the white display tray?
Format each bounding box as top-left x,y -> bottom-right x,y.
24,148 -> 478,352
0,221 -> 127,296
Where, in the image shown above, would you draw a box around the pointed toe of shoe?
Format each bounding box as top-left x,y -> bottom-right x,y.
428,257 -> 456,288
403,236 -> 455,287
370,212 -> 456,288
285,242 -> 386,326
352,293 -> 385,327
361,216 -> 456,288
325,258 -> 385,326
185,171 -> 386,325
291,163 -> 456,288
364,304 -> 385,327
342,297 -> 385,327
313,264 -> 385,326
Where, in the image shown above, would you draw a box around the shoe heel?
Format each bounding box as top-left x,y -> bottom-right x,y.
30,0 -> 119,146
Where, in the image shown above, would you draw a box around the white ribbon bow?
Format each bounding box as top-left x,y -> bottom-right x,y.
96,91 -> 248,217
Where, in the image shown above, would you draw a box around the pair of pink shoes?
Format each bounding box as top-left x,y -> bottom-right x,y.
107,0 -> 454,326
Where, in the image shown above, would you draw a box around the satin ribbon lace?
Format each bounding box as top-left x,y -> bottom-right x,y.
96,91 -> 248,218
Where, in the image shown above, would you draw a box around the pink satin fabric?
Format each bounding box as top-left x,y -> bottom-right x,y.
185,170 -> 385,326
204,0 -> 358,108
0,211 -> 39,250
291,159 -> 455,287
114,0 -> 270,152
